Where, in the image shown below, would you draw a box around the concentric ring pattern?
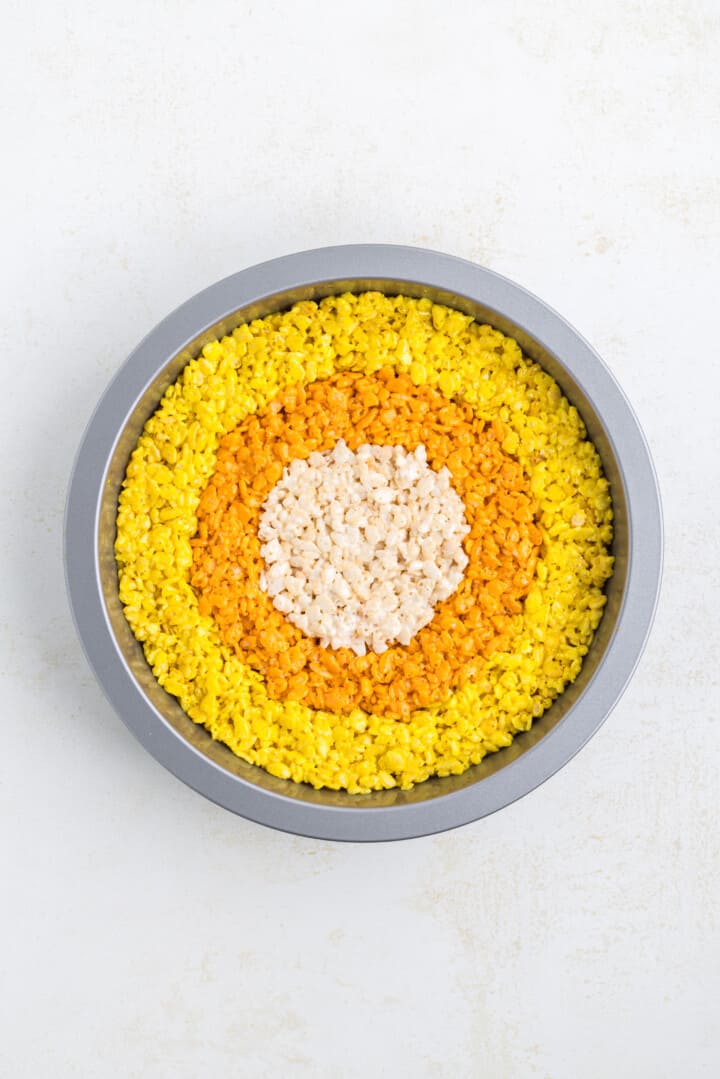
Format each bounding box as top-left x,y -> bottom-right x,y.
115,292 -> 614,792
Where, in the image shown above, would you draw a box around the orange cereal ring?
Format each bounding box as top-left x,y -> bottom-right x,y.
191,369 -> 541,717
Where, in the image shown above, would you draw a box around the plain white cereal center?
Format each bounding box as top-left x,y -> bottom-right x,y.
257,439 -> 470,656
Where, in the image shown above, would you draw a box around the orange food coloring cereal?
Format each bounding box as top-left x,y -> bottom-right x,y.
191,369 -> 541,717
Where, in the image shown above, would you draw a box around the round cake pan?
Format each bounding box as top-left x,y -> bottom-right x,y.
64,245 -> 663,841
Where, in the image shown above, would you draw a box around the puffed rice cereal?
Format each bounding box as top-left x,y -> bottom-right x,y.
258,439 -> 470,656
115,292 -> 614,793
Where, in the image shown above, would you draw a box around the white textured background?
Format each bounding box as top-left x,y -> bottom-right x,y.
2,2 -> 719,1076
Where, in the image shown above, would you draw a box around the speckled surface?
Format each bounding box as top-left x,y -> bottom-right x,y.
2,2 -> 718,1076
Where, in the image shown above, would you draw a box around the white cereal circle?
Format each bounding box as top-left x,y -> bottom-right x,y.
257,439 -> 470,655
